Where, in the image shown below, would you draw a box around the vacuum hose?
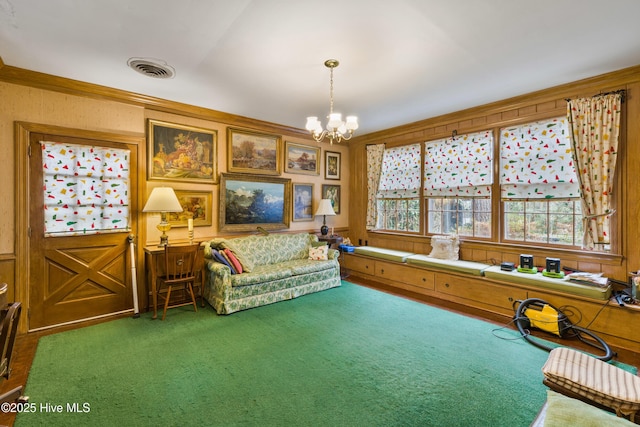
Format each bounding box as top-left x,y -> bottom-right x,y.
514,298 -> 614,362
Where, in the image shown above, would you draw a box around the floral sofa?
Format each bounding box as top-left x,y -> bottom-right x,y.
203,233 -> 341,314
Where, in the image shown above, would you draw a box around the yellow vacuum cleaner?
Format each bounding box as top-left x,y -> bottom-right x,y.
513,298 -> 614,361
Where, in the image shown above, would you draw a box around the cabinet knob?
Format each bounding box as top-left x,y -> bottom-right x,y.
380,269 -> 384,274
445,283 -> 450,288
422,277 -> 426,282
508,297 -> 513,302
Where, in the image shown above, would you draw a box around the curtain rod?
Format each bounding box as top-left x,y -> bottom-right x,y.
565,89 -> 626,103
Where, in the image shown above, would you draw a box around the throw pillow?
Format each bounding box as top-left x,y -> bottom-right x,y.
224,249 -> 243,274
208,238 -> 254,272
308,245 -> 328,261
212,249 -> 235,273
428,234 -> 459,260
219,250 -> 237,274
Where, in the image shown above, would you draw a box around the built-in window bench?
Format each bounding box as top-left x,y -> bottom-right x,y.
341,246 -> 638,355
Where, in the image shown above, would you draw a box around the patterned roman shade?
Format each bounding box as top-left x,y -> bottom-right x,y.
41,141 -> 131,236
500,118 -> 580,200
423,130 -> 493,197
377,143 -> 421,199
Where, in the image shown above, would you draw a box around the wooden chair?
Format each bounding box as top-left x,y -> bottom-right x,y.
0,283 -> 24,403
157,245 -> 200,320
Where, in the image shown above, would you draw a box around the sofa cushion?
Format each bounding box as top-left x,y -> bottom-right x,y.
542,347 -> 640,419
287,259 -> 337,275
406,255 -> 490,276
483,265 -> 612,300
230,264 -> 293,287
543,390 -> 635,427
354,246 -> 415,262
226,233 -> 312,267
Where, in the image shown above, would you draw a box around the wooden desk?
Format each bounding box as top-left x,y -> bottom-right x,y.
144,245 -> 205,319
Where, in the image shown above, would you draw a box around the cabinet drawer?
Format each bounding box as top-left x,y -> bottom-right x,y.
435,273 -> 527,310
343,254 -> 375,275
375,261 -> 434,290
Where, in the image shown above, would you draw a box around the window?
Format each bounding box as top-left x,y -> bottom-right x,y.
41,141 -> 131,236
499,118 -> 581,246
424,130 -> 493,237
375,143 -> 420,232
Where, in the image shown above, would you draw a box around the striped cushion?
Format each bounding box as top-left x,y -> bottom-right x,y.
542,347 -> 640,419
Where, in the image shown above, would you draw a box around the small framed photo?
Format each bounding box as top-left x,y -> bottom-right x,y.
227,128 -> 282,175
321,184 -> 341,214
285,142 -> 320,175
292,183 -> 314,222
168,190 -> 213,227
147,119 -> 217,183
325,150 -> 341,180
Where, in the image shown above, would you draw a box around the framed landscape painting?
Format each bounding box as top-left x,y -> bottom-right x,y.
321,184 -> 341,214
292,183 -> 314,222
285,142 -> 320,175
220,173 -> 291,232
167,190 -> 212,227
227,128 -> 282,175
324,150 -> 341,180
148,119 -> 217,183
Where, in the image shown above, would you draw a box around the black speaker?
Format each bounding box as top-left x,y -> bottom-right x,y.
520,254 -> 534,270
546,257 -> 561,274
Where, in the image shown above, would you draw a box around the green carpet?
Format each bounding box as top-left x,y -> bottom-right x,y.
18,282 -> 555,427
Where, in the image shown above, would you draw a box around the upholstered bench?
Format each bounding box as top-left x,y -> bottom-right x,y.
353,246 -> 415,263
483,265 -> 612,300
542,347 -> 640,422
405,255 -> 491,276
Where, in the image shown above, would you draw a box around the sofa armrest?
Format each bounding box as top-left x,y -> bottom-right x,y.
328,248 -> 340,260
205,259 -> 232,300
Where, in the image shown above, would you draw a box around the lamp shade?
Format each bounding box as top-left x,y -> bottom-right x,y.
314,199 -> 336,216
142,187 -> 183,213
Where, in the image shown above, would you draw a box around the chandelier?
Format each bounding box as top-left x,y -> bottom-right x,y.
305,59 -> 358,144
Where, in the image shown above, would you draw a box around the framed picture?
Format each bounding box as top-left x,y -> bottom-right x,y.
292,183 -> 314,222
285,142 -> 320,175
325,150 -> 341,180
167,190 -> 212,227
219,173 -> 291,232
148,119 -> 217,183
227,128 -> 282,175
321,184 -> 341,214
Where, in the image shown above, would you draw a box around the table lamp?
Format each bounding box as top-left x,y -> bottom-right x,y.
315,199 -> 336,236
143,187 -> 183,246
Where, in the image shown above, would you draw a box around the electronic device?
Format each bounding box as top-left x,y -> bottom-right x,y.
500,262 -> 515,271
520,254 -> 534,269
545,258 -> 561,273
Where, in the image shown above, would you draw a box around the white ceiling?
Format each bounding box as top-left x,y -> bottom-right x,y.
2,0 -> 640,136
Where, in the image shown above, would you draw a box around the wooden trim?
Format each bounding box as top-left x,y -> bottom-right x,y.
0,61 -> 310,139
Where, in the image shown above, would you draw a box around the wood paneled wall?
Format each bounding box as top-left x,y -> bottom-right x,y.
347,65 -> 640,283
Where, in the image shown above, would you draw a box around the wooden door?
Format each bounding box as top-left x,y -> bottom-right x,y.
28,133 -> 138,330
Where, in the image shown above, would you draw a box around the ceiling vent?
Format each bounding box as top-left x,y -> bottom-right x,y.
127,57 -> 175,79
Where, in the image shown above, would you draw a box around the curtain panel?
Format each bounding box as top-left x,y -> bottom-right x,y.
499,117 -> 580,200
423,130 -> 493,197
366,144 -> 385,230
567,93 -> 623,249
41,141 -> 131,236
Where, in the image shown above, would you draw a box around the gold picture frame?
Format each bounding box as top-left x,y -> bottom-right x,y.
292,183 -> 314,222
167,190 -> 213,227
285,142 -> 320,175
227,128 -> 282,175
324,150 -> 341,180
147,119 -> 218,183
321,184 -> 341,214
219,173 -> 291,232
